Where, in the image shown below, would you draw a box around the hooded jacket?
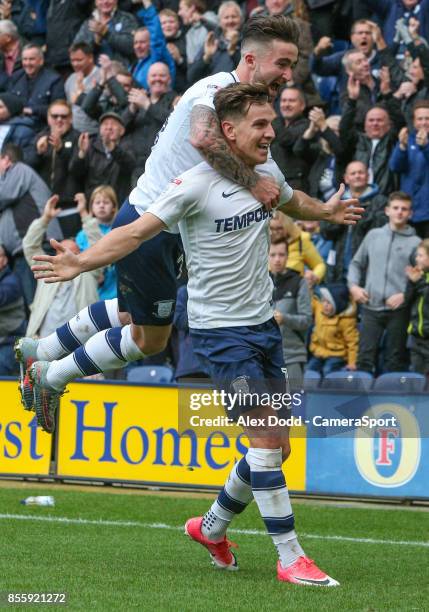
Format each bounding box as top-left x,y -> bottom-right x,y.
310,296 -> 359,364
0,161 -> 61,255
347,223 -> 421,310
271,268 -> 312,365
405,270 -> 429,339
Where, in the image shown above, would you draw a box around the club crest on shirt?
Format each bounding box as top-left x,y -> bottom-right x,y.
206,84 -> 220,94
153,300 -> 175,318
171,178 -> 182,185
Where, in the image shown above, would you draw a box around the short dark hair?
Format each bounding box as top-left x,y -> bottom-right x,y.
1,142 -> 22,163
387,191 -> 412,206
351,19 -> 371,34
413,99 -> 429,115
279,85 -> 306,105
22,43 -> 44,58
69,41 -> 94,56
270,236 -> 288,248
214,82 -> 270,122
241,15 -> 300,51
180,0 -> 206,13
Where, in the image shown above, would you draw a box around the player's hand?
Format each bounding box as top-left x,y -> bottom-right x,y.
405,264 -> 422,282
350,285 -> 369,304
251,175 -> 280,210
324,184 -> 364,225
386,292 -> 404,309
32,239 -> 81,283
346,363 -> 357,371
41,195 -> 61,224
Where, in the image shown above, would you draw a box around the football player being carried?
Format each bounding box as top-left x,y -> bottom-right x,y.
32,83 -> 362,586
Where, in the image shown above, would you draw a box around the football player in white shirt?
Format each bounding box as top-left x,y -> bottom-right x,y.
15,15 -> 303,417
31,83 -> 362,586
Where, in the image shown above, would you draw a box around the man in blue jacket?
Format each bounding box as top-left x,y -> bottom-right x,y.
7,44 -> 65,128
0,92 -> 36,157
130,0 -> 175,90
389,100 -> 429,238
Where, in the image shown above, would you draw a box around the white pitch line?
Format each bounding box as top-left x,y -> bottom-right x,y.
0,513 -> 428,548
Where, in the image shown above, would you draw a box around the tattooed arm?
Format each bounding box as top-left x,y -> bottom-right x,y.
189,104 -> 280,208
280,185 -> 364,225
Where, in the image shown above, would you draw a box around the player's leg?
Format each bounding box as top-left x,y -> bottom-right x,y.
29,201 -> 182,433
15,299 -> 129,411
244,321 -> 338,586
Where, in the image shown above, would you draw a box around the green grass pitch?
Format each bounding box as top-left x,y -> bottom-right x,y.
0,484 -> 427,611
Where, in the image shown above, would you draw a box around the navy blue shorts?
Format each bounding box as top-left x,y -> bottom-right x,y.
112,200 -> 183,326
190,318 -> 289,417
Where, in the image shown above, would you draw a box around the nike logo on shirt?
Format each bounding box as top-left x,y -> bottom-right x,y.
222,189 -> 241,198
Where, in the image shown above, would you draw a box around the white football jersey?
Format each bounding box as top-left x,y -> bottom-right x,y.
147,162 -> 293,329
129,71 -> 239,214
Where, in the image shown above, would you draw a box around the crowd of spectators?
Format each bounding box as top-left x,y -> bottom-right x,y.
0,0 -> 428,382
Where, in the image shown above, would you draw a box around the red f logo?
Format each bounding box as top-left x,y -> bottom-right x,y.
375,427 -> 399,466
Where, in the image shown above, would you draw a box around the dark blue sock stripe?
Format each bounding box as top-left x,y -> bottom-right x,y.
263,514 -> 295,535
88,301 -> 111,332
236,457 -> 251,485
105,328 -> 126,361
73,346 -> 102,376
217,488 -> 247,515
57,322 -> 81,353
251,470 -> 285,491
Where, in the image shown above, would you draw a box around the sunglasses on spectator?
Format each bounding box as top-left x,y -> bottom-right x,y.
50,113 -> 70,119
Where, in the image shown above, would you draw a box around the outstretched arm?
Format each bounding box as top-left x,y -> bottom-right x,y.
190,104 -> 280,208
32,213 -> 166,283
279,184 -> 363,225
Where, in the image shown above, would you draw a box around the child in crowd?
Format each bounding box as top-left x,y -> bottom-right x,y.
269,237 -> 312,390
308,284 -> 359,376
75,185 -> 118,300
405,239 -> 429,376
270,211 -> 326,287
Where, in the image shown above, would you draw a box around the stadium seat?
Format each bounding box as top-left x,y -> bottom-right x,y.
303,369 -> 321,390
126,365 -> 174,384
373,372 -> 426,393
321,370 -> 374,392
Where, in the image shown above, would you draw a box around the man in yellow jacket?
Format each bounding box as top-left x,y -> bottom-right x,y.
308,283 -> 359,376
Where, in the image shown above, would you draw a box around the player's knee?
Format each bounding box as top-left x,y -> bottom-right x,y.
130,325 -> 169,356
118,310 -> 131,326
143,337 -> 168,355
